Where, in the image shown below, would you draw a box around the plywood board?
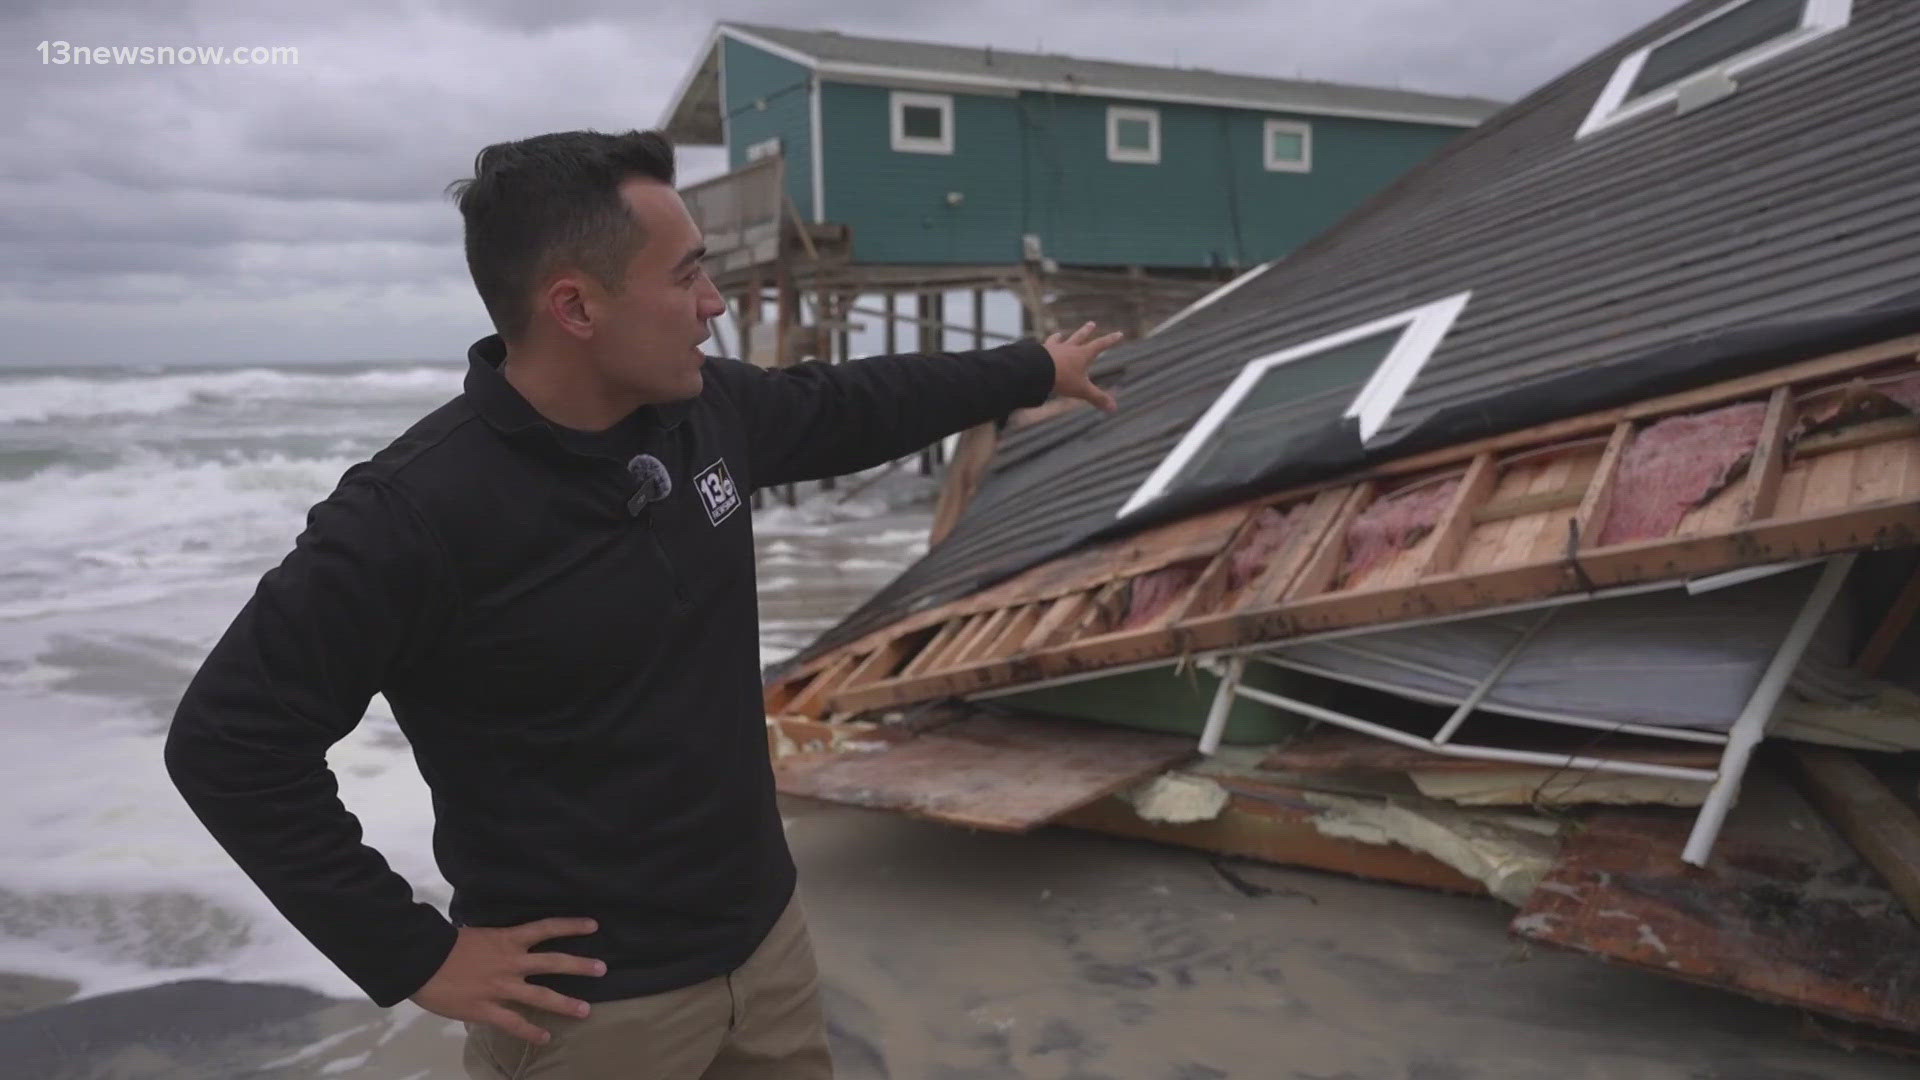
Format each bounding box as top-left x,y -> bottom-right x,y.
774,714 -> 1194,832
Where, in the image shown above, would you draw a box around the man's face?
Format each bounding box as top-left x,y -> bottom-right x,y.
580,177 -> 727,402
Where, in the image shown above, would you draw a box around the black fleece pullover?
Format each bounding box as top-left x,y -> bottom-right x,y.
164,335 -> 1056,1007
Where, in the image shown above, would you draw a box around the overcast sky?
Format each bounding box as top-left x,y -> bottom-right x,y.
2,0 -> 1678,368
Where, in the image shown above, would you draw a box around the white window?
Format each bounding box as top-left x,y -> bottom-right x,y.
744,136 -> 782,162
1119,292 -> 1471,517
1263,120 -> 1312,172
1578,0 -> 1853,138
1107,106 -> 1160,164
890,91 -> 953,155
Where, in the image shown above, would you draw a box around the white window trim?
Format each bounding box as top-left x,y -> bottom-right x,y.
1150,260 -> 1278,337
1107,106 -> 1160,164
1118,291 -> 1472,518
1263,119 -> 1312,173
890,90 -> 953,154
1577,0 -> 1852,139
744,136 -> 782,162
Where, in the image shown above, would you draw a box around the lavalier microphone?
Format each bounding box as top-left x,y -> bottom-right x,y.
626,454 -> 672,517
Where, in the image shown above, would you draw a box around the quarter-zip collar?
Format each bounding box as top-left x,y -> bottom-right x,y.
463,334 -> 692,467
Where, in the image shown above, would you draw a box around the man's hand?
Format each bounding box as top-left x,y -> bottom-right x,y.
1042,322 -> 1124,414
410,917 -> 606,1046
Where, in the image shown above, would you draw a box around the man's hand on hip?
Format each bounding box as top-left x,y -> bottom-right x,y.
1043,321 -> 1125,414
410,917 -> 606,1045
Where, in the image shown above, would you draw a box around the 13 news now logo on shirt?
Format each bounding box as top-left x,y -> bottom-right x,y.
695,458 -> 740,526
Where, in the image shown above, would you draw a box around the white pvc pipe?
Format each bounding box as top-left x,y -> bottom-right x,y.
1197,655 -> 1246,756
1682,554 -> 1856,866
1432,608 -> 1557,746
1250,655 -> 1730,745
1220,676 -> 1718,783
1685,559 -> 1820,595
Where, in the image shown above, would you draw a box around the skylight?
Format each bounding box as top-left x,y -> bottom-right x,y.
1118,292 -> 1471,517
1577,0 -> 1853,138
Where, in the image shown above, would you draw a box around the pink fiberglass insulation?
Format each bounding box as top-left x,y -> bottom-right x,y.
1121,560 -> 1206,629
1341,478 -> 1460,584
1597,400 -> 1768,547
1226,504 -> 1308,594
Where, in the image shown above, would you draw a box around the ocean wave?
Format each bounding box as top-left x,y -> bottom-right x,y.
0,365 -> 462,426
0,447 -> 362,617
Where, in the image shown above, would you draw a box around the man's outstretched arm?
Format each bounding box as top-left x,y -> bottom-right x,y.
707,322 -> 1124,491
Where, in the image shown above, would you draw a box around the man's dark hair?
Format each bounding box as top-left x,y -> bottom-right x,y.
446,130 -> 677,342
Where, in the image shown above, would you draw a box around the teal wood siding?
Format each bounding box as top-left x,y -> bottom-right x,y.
819,79 -> 1462,267
819,82 -> 1028,264
722,37 -> 814,220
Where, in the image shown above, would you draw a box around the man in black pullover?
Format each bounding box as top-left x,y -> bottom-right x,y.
163,129 -> 1120,1079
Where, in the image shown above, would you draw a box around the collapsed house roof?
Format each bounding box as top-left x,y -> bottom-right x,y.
782,0 -> 1920,674
764,2 -> 1920,1040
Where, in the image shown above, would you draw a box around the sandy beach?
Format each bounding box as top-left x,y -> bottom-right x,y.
5,795 -> 1912,1079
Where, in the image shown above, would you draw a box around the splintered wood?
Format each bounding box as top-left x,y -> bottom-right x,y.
767,337 -> 1920,720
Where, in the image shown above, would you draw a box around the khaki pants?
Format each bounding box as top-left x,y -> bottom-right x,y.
462,896 -> 832,1080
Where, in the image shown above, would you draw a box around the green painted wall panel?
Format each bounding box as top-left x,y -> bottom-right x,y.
817,79 -> 1463,268
819,82 -> 1028,264
722,37 -> 814,220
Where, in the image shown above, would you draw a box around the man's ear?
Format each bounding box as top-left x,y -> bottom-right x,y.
546,277 -> 594,340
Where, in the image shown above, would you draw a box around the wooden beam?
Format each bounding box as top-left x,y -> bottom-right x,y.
843,303 -> 1019,343
1239,489 -> 1349,609
1573,421 -> 1634,551
784,655 -> 857,718
1422,454 -> 1498,574
827,498 -> 1920,713
844,635 -> 919,689
1284,482 -> 1377,602
926,612 -> 993,672
1794,415 -> 1920,461
1019,591 -> 1095,653
1791,747 -> 1920,924
1856,562 -> 1920,677
949,606 -> 1016,668
1162,506 -> 1266,625
929,422 -> 999,547
1470,482 -> 1586,524
898,620 -> 965,679
979,603 -> 1045,661
1365,336 -> 1920,485
1075,580 -> 1130,639
1743,386 -> 1793,522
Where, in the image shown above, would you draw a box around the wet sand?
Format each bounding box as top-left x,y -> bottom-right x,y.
4,798 -> 1914,1079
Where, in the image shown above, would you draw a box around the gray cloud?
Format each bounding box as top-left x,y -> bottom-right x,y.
2,0 -> 1678,364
